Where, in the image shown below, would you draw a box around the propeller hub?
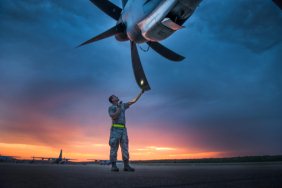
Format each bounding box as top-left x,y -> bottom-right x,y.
126,25 -> 147,43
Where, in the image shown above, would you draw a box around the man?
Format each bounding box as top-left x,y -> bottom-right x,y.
108,90 -> 144,172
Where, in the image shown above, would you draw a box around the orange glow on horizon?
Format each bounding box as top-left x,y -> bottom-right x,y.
0,142 -> 224,161
0,118 -> 226,161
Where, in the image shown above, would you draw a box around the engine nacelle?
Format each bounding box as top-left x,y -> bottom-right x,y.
138,0 -> 201,42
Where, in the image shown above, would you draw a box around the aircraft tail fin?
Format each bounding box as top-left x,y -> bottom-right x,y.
59,149 -> 62,159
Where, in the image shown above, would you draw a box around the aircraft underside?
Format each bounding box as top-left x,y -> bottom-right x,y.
78,0 -> 201,91
136,0 -> 201,43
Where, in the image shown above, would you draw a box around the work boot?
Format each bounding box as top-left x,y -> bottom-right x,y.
111,162 -> 119,172
124,161 -> 135,172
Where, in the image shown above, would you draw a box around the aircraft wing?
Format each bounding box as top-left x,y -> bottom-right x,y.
0,155 -> 20,158
64,158 -> 76,160
32,157 -> 58,161
0,155 -> 20,159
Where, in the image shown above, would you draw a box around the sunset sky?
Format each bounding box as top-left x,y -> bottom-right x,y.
0,0 -> 281,161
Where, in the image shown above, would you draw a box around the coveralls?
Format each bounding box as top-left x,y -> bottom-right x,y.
108,102 -> 130,162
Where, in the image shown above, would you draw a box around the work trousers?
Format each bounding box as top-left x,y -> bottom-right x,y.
109,127 -> 129,162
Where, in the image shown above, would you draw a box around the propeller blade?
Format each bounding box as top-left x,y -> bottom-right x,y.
121,0 -> 128,8
130,41 -> 151,91
147,41 -> 185,62
273,0 -> 282,9
77,23 -> 124,48
90,0 -> 122,20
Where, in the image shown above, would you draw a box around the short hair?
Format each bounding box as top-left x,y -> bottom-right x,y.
109,95 -> 115,103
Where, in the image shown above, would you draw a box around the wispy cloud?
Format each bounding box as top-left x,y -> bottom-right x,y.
136,146 -> 177,151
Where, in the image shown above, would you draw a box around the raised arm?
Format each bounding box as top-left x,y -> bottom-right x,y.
127,90 -> 144,106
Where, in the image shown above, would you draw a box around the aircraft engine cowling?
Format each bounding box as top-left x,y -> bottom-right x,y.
138,0 -> 201,42
167,0 -> 202,26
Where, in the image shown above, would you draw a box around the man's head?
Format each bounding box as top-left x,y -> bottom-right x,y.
109,95 -> 119,104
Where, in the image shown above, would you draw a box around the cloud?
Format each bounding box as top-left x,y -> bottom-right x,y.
0,0 -> 281,158
196,0 -> 282,53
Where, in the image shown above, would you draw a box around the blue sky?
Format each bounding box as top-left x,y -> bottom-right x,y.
0,0 -> 281,159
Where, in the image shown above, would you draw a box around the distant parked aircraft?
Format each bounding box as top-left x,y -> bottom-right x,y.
32,149 -> 75,164
87,159 -> 112,165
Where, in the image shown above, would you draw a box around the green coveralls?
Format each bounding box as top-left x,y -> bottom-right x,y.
108,102 -> 130,162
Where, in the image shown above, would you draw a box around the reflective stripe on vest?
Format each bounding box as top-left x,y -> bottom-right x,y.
112,124 -> 125,128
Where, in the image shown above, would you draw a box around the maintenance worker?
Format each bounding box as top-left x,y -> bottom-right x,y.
108,90 -> 144,172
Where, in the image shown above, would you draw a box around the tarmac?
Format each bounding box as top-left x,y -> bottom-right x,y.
1,162 -> 282,188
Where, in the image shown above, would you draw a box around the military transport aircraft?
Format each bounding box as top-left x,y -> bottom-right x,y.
78,0 -> 201,90
32,149 -> 75,164
87,159 -> 112,165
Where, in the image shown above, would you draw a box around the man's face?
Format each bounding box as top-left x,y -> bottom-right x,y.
111,95 -> 119,104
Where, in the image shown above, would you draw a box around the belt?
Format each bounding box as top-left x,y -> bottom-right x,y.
112,124 -> 125,128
